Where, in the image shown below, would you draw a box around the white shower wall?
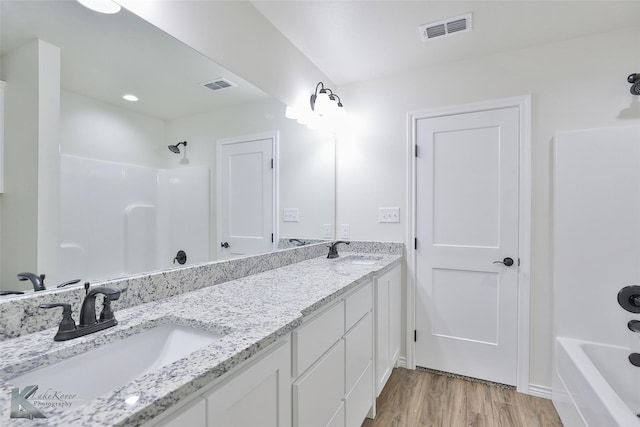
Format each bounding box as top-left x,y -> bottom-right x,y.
553,125 -> 640,346
60,155 -> 209,282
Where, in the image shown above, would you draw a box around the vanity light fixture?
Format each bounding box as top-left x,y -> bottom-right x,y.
77,0 -> 121,14
310,82 -> 344,117
123,94 -> 138,102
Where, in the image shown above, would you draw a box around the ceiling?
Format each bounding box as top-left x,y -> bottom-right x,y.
0,0 -> 270,121
251,0 -> 640,86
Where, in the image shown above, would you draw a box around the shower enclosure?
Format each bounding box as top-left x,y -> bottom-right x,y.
60,155 -> 209,282
552,125 -> 640,426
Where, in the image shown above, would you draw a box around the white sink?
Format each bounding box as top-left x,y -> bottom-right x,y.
9,324 -> 224,409
338,255 -> 383,265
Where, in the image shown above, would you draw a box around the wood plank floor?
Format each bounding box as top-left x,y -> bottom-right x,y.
362,368 -> 563,427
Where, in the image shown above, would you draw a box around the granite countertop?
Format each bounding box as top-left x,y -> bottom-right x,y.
0,253 -> 401,426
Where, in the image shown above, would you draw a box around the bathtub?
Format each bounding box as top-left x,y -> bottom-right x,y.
553,337 -> 640,426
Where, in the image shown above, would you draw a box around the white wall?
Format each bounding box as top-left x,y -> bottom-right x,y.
553,126 -> 640,347
165,98 -> 335,256
61,90 -> 166,168
0,40 -> 60,290
336,26 -> 640,388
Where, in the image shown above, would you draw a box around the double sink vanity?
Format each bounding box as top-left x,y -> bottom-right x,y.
0,242 -> 402,427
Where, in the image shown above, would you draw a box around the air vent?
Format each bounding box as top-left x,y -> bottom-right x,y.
201,78 -> 236,91
419,13 -> 472,42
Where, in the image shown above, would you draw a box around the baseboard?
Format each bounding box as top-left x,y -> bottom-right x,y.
396,357 -> 407,369
528,384 -> 552,399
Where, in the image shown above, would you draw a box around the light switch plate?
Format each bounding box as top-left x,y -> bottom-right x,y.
323,224 -> 332,239
283,208 -> 299,222
378,207 -> 400,223
340,224 -> 350,239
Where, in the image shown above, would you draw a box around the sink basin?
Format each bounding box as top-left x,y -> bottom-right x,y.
9,324 -> 224,409
338,255 -> 383,265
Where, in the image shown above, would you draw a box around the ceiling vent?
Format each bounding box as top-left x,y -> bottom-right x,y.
419,13 -> 472,42
201,78 -> 236,91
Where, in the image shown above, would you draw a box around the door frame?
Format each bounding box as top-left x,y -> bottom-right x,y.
406,95 -> 532,393
215,131 -> 279,258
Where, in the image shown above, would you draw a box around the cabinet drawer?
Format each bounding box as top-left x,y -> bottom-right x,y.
294,300 -> 344,376
327,402 -> 345,427
345,361 -> 373,427
345,280 -> 372,331
293,340 -> 345,427
345,312 -> 373,393
154,397 -> 206,427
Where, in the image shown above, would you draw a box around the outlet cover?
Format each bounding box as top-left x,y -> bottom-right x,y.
283,208 -> 299,222
323,224 -> 332,239
378,207 -> 400,223
340,224 -> 350,239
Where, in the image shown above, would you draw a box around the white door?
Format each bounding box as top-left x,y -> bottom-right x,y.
415,107 -> 520,385
217,135 -> 275,258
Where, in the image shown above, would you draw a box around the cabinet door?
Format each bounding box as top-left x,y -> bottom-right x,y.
389,265 -> 402,366
206,338 -> 291,427
375,274 -> 391,396
154,397 -> 206,427
375,264 -> 401,396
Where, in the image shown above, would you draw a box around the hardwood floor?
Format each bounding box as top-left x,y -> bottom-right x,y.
362,368 -> 563,427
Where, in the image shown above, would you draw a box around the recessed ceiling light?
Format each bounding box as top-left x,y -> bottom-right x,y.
77,0 -> 121,14
123,94 -> 138,102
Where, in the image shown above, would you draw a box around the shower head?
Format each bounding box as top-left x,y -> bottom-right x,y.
168,141 -> 187,154
628,74 -> 640,95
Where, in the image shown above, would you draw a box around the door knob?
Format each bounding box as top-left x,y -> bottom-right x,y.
493,257 -> 514,266
221,242 -> 230,248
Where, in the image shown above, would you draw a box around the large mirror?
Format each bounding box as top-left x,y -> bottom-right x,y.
0,1 -> 335,292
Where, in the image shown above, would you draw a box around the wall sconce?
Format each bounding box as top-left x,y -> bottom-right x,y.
286,82 -> 347,132
310,82 -> 344,117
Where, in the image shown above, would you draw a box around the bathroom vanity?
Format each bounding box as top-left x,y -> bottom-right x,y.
0,243 -> 402,427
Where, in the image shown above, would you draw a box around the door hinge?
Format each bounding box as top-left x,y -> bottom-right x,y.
415,145 -> 418,157
271,233 -> 274,243
270,158 -> 274,169
414,238 -> 417,250
414,330 -> 417,342
518,258 -> 521,266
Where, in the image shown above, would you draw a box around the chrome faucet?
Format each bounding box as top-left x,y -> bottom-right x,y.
40,286 -> 121,341
17,272 -> 46,291
327,241 -> 350,258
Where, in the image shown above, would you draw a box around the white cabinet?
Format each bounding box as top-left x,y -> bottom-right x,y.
375,263 -> 402,396
293,300 -> 344,376
293,279 -> 374,427
155,397 -> 206,427
293,340 -> 345,427
150,336 -> 291,427
151,276 -> 381,427
205,337 -> 291,427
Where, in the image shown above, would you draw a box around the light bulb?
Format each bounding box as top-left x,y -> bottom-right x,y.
314,91 -> 332,116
